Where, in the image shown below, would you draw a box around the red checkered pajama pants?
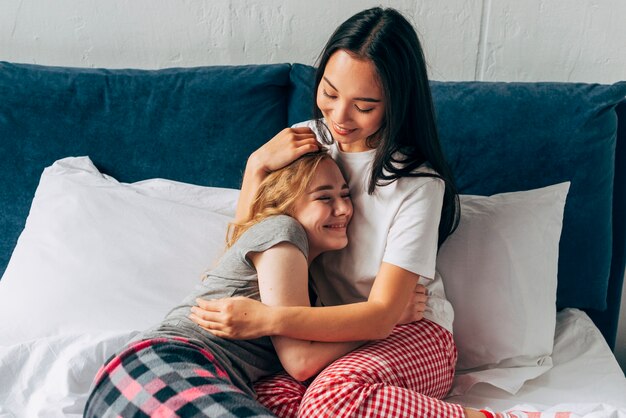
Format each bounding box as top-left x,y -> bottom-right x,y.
254,319 -> 465,418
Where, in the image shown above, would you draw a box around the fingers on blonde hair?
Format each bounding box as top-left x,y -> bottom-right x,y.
226,150 -> 330,247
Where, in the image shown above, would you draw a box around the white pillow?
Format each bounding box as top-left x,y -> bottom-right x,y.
438,182 -> 570,393
0,158 -> 570,396
0,156 -> 240,345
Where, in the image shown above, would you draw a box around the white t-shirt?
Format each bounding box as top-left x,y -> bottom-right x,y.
298,120 -> 454,333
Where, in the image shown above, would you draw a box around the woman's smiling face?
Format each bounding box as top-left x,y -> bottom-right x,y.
316,49 -> 386,153
292,157 -> 352,261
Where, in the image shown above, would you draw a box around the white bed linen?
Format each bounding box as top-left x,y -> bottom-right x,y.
0,331 -> 137,417
0,309 -> 623,417
446,309 -> 626,417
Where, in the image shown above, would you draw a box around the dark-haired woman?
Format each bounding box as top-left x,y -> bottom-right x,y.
190,7 -> 501,418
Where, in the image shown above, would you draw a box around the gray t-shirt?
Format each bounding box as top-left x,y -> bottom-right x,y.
136,215 -> 309,394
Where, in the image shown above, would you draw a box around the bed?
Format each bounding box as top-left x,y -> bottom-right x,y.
0,61 -> 625,417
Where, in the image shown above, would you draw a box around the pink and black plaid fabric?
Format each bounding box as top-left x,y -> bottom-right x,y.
84,337 -> 274,418
255,319 -> 464,418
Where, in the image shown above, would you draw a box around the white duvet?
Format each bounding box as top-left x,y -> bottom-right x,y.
0,331 -> 136,417
447,309 -> 626,418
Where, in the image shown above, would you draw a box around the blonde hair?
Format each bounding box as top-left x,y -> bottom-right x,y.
226,150 -> 330,248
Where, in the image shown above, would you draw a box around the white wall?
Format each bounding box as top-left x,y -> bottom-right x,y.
1,0 -> 625,369
2,0 -> 625,83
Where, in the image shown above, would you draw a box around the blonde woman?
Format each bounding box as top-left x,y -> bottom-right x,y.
84,151 -> 361,417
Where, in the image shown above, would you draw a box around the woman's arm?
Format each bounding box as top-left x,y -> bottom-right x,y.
193,263 -> 421,342
235,242 -> 364,381
235,127 -> 319,222
271,263 -> 420,341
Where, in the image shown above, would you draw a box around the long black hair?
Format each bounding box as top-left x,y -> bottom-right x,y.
313,7 -> 460,245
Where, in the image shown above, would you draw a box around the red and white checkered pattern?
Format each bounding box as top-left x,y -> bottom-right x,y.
255,319 -> 464,418
255,372 -> 308,417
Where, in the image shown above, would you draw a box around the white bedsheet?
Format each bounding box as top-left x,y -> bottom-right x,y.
447,309 -> 626,417
0,309 -> 624,417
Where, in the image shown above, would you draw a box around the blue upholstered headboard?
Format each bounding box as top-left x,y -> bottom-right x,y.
1,61 -> 625,348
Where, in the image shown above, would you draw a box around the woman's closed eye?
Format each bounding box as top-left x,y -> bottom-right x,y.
322,89 -> 337,99
315,195 -> 333,202
323,89 -> 374,113
355,105 -> 374,113
315,193 -> 350,202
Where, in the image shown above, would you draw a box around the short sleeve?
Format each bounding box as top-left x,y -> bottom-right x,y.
382,178 -> 444,280
236,215 -> 309,266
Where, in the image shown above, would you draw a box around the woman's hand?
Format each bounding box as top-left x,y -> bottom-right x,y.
249,127 -> 320,174
236,127 -> 319,221
396,284 -> 428,325
189,296 -> 272,339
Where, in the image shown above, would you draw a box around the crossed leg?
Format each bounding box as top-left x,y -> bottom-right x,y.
254,320 -> 464,418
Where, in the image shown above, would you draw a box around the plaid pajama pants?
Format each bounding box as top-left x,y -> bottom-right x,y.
84,337 -> 274,418
255,319 -> 465,418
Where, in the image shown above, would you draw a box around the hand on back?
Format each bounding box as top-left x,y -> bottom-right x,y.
190,297 -> 270,340
396,283 -> 428,325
